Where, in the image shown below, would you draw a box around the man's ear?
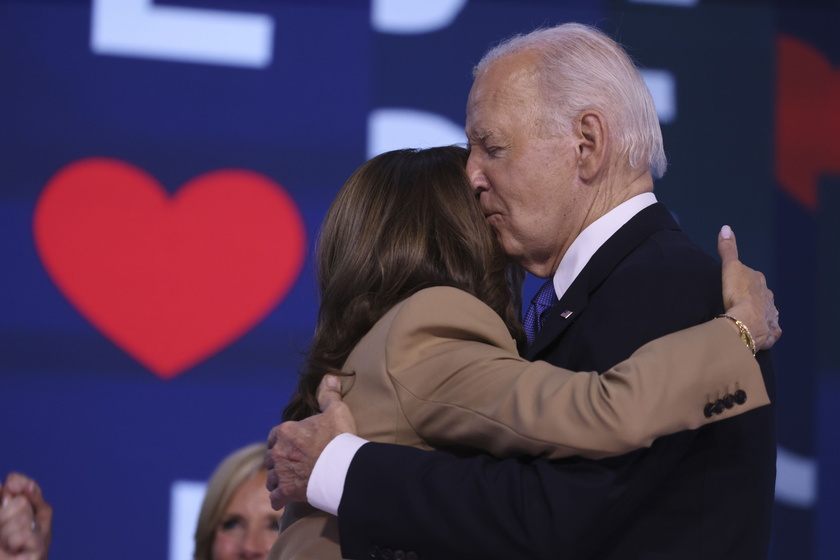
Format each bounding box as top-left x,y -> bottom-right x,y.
575,111 -> 607,182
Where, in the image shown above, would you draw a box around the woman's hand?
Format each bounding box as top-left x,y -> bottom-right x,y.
718,225 -> 781,351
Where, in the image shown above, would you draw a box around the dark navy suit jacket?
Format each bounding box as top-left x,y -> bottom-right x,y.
337,203 -> 776,560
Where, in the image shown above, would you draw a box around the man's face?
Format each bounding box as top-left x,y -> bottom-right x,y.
466,51 -> 584,278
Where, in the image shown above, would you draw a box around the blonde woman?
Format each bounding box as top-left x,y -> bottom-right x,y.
194,443 -> 282,560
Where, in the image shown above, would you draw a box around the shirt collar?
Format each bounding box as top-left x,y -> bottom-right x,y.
552,192 -> 657,300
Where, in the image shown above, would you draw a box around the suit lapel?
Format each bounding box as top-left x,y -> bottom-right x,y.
525,203 -> 680,360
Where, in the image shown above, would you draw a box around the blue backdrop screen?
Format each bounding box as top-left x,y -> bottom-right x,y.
1,1 -> 837,558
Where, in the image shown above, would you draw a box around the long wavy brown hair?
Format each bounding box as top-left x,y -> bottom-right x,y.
283,146 -> 524,421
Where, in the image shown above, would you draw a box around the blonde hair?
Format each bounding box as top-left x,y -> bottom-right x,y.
474,23 -> 667,179
193,443 -> 266,560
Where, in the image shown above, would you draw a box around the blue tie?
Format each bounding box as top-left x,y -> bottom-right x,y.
523,279 -> 558,346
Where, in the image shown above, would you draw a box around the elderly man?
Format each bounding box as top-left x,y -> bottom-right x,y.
266,23 -> 777,559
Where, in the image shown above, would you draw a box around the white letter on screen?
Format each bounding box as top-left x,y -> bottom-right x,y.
367,108 -> 466,159
91,0 -> 274,68
372,0 -> 468,34
169,480 -> 206,560
776,446 -> 817,508
640,69 -> 677,124
629,0 -> 699,7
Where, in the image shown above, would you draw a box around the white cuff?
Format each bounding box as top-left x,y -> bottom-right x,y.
306,433 -> 369,516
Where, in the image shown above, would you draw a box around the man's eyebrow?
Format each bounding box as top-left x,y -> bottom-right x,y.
467,127 -> 494,141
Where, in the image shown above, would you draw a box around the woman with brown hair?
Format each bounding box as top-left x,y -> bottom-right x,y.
270,146 -> 771,559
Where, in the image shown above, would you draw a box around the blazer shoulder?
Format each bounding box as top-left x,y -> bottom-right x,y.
387,287 -> 516,349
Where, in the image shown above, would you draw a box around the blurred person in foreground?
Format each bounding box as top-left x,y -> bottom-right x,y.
264,146 -> 778,559
0,444 -> 281,560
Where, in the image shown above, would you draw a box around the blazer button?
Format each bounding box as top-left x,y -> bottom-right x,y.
734,389 -> 747,405
723,393 -> 735,409
369,546 -> 380,559
394,551 -> 405,560
704,403 -> 715,418
712,399 -> 725,415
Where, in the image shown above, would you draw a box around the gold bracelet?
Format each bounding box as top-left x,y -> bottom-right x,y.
716,314 -> 757,357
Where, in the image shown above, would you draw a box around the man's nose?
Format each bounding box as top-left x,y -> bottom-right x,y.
466,154 -> 488,194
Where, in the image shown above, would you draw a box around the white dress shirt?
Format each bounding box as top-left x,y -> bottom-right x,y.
307,192 -> 659,515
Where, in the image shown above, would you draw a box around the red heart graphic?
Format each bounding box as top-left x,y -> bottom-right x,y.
33,157 -> 307,379
776,34 -> 840,212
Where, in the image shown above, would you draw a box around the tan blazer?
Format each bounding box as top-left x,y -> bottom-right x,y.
269,286 -> 769,559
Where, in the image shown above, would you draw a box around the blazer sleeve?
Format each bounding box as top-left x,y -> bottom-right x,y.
384,287 -> 768,460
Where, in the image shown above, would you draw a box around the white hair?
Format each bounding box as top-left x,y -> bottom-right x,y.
473,23 -> 667,179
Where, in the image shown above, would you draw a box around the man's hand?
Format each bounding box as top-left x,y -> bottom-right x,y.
0,473 -> 52,560
718,225 -> 781,350
265,375 -> 357,511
